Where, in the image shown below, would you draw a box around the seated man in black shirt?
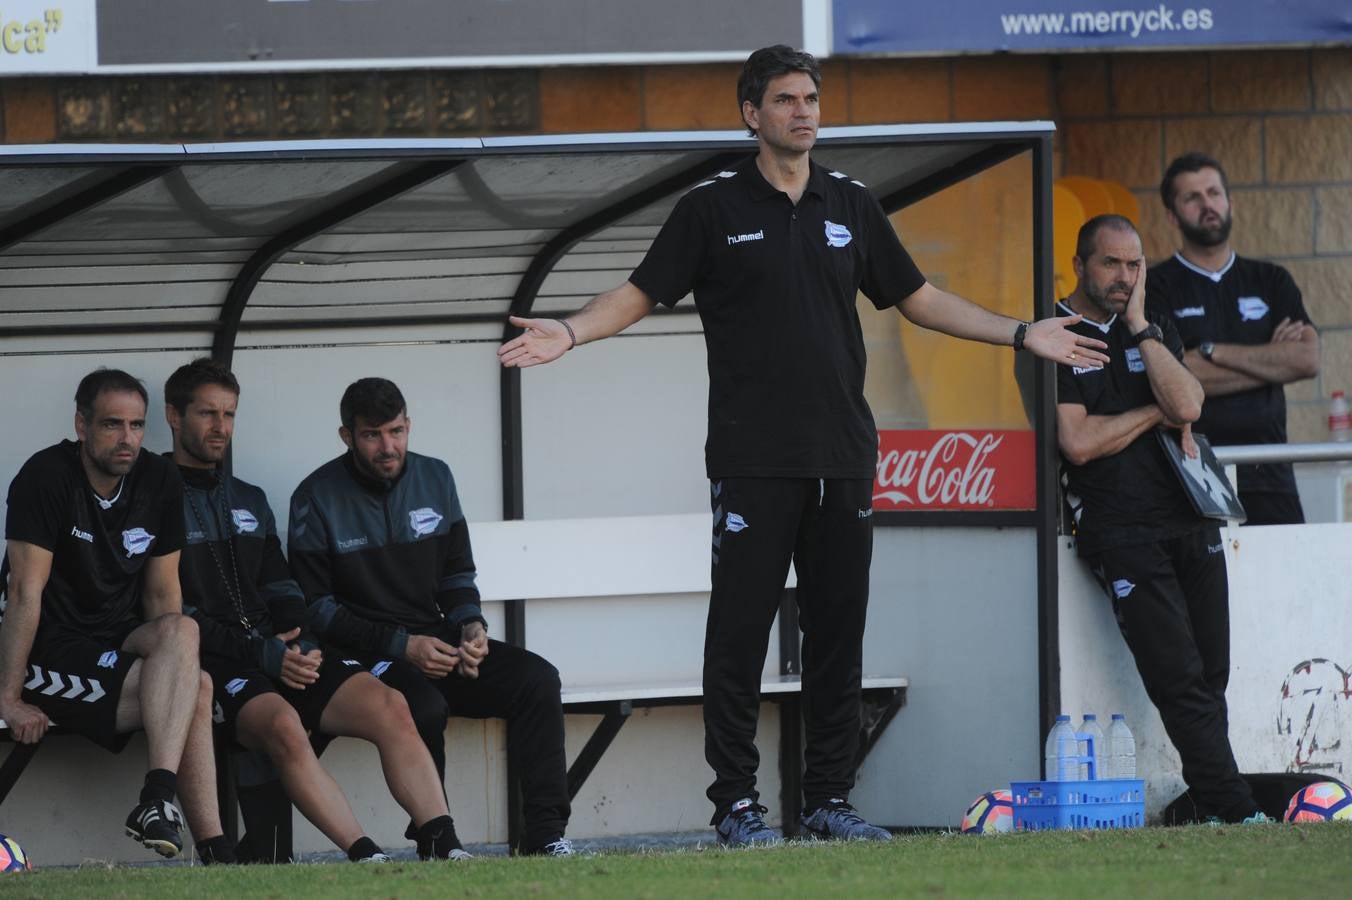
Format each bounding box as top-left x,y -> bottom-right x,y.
165,358 -> 465,863
1058,215 -> 1265,824
1147,152 -> 1320,525
0,368 -> 233,862
288,378 -> 572,857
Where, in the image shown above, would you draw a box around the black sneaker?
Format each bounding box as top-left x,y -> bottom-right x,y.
125,799 -> 186,858
715,798 -> 782,848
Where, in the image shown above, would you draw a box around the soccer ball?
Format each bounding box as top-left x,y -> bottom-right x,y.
0,834 -> 30,872
961,789 -> 1014,834
1284,780 -> 1352,823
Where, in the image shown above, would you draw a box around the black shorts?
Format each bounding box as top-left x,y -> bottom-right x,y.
204,653 -> 367,745
23,626 -> 139,752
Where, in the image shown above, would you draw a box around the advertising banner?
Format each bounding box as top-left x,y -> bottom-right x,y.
835,0 -> 1349,55
874,429 -> 1036,511
95,0 -> 803,71
0,0 -> 94,74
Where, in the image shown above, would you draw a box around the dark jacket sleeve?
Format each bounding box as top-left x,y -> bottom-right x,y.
434,471 -> 486,644
288,483 -> 409,658
256,501 -> 317,652
181,600 -> 289,680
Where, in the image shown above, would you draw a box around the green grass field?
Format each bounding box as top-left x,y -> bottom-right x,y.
4,824 -> 1350,899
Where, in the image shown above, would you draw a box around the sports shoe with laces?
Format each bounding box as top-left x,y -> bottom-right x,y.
1240,811 -> 1274,825
716,798 -> 783,848
522,837 -> 575,856
125,798 -> 186,858
801,799 -> 893,841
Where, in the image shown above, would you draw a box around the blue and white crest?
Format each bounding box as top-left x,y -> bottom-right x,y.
98,650 -> 119,669
371,660 -> 393,679
1125,347 -> 1145,373
824,220 -> 852,248
725,512 -> 748,533
122,527 -> 154,558
231,508 -> 259,534
409,507 -> 443,536
1237,296 -> 1269,321
1112,579 -> 1135,599
225,677 -> 248,697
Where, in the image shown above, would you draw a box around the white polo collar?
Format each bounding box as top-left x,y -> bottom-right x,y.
1173,250 -> 1235,283
1057,300 -> 1115,334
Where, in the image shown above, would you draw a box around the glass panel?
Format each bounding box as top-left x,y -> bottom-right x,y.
37,161 -> 392,240
0,167 -> 99,227
864,152 -> 1037,511
329,152 -> 703,236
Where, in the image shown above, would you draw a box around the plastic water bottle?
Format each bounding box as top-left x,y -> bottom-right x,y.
1078,714 -> 1107,781
1044,715 -> 1078,781
1108,713 -> 1136,779
1330,391 -> 1351,443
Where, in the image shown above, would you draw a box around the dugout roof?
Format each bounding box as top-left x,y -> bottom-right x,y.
0,124 -> 1054,357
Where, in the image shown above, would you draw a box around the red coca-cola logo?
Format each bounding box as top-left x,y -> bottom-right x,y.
873,430 -> 1036,511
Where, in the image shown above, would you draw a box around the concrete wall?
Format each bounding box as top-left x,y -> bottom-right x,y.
1059,521 -> 1352,819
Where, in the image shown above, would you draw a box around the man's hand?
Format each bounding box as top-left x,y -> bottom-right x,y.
0,697 -> 50,744
406,634 -> 460,678
498,316 -> 572,368
1122,260 -> 1148,334
456,621 -> 489,680
275,629 -> 322,690
1270,317 -> 1307,343
1024,316 -> 1110,369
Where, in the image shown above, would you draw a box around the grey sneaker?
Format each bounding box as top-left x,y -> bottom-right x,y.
801,799 -> 892,841
1240,811 -> 1274,825
716,798 -> 783,848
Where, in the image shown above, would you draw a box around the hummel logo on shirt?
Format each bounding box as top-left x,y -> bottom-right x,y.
70,525 -> 93,543
122,527 -> 154,557
1173,306 -> 1205,318
727,230 -> 764,245
337,535 -> 369,551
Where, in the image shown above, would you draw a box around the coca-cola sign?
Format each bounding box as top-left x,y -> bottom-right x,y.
874,430 -> 1036,511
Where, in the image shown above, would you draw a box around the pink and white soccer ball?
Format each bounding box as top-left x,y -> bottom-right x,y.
1284,780 -> 1352,823
0,834 -> 31,873
960,789 -> 1014,834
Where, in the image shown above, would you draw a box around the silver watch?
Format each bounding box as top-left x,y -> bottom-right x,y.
1199,341 -> 1216,362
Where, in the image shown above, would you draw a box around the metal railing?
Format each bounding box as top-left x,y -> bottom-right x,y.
1212,441 -> 1352,466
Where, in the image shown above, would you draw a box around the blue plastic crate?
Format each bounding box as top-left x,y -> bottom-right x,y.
1010,778 -> 1145,831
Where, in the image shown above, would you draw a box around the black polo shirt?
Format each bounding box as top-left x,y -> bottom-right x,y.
4,440 -> 185,643
629,155 -> 926,479
1145,252 -> 1311,497
1055,303 -> 1203,557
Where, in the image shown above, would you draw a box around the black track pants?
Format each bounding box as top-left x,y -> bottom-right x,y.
370,639 -> 570,851
1089,527 -> 1258,820
703,477 -> 874,821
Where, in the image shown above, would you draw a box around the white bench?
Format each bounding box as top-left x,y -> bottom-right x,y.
471,514 -> 909,838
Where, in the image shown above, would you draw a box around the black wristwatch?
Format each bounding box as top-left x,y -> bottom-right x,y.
1012,321 -> 1030,352
1130,323 -> 1163,347
1198,341 -> 1216,361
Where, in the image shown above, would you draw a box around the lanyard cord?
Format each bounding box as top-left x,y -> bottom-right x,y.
185,478 -> 252,633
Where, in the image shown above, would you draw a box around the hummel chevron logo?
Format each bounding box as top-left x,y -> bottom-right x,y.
25,666 -> 106,703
